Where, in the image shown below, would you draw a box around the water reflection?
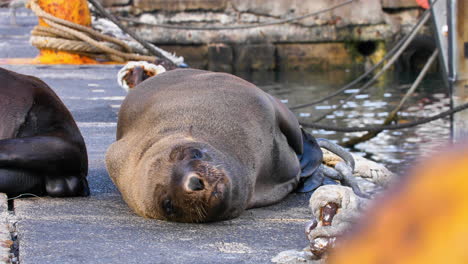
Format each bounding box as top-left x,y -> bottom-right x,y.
237,70 -> 450,175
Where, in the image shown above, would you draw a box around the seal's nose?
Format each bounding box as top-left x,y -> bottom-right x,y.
186,176 -> 205,191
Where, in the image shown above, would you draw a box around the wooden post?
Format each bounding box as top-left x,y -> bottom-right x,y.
454,0 -> 468,141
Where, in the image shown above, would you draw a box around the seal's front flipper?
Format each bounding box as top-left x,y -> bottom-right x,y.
298,129 -> 323,177
46,175 -> 90,197
296,129 -> 323,192
0,136 -> 84,173
296,168 -> 324,193
0,135 -> 89,197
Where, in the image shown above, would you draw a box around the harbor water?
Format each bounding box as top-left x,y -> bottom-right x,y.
239,69 -> 450,175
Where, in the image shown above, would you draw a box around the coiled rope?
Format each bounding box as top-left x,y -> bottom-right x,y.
28,0 -> 169,63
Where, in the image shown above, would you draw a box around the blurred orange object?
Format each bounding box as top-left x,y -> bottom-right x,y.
328,142 -> 468,264
416,0 -> 429,9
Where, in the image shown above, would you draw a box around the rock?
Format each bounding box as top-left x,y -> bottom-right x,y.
271,249 -> 322,264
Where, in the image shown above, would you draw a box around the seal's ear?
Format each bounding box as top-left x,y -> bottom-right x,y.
117,61 -> 166,92
269,95 -> 303,155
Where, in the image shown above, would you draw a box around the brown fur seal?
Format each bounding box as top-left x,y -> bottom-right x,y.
0,67 -> 89,197
106,69 -> 323,222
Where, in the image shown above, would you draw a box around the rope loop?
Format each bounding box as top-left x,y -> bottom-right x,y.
28,0 -> 157,62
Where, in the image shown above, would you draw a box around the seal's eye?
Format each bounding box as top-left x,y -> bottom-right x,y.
189,149 -> 203,159
162,199 -> 175,216
169,146 -> 204,161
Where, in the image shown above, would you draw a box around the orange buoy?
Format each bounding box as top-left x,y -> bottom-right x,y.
33,0 -> 99,64
1,0 -> 110,65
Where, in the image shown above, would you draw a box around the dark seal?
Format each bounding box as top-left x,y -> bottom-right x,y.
106,69 -> 322,222
0,67 -> 89,197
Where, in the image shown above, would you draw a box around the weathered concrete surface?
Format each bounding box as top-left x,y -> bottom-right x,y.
98,0 -> 131,7
0,7 -> 38,59
134,0 -> 227,12
158,45 -> 209,70
454,1 -> 468,141
1,8 -> 314,264
15,193 -> 312,264
381,0 -> 420,9
276,43 -> 355,71
0,194 -> 12,264
134,17 -> 394,45
207,43 -> 233,72
272,249 -> 321,264
117,0 -> 423,44
115,0 -> 428,71
234,44 -> 276,72
131,0 -> 385,25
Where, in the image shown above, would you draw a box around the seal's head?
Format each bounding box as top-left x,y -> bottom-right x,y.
132,141 -> 249,223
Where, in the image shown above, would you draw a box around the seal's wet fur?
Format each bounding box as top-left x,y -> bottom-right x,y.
0,67 -> 89,197
106,69 -> 321,222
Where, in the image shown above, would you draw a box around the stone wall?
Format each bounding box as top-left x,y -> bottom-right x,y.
98,0 -> 432,72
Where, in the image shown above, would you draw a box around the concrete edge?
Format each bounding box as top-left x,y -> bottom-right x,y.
0,193 -> 12,264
